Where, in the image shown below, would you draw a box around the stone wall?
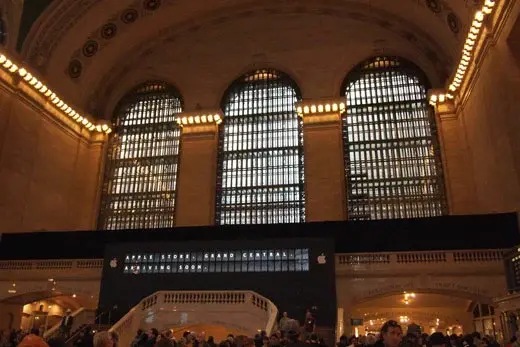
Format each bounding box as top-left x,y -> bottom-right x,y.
0,82 -> 105,233
454,4 -> 520,214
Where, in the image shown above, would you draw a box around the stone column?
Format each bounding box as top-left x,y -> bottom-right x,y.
336,307 -> 345,340
430,92 -> 479,214
174,112 -> 222,227
298,99 -> 347,222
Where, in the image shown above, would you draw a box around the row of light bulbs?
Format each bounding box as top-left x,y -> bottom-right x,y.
0,52 -> 112,135
176,114 -> 223,126
429,0 -> 497,106
296,102 -> 347,117
449,0 -> 496,93
429,93 -> 454,106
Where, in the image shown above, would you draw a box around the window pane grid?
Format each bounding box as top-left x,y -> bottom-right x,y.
342,57 -> 447,220
99,82 -> 183,230
216,69 -> 305,225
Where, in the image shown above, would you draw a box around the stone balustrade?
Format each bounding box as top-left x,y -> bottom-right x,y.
0,259 -> 103,280
0,249 -> 505,279
336,249 -> 505,275
111,290 -> 278,347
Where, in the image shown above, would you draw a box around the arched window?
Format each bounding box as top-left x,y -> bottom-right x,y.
99,81 -> 183,230
341,56 -> 446,220
216,69 -> 305,225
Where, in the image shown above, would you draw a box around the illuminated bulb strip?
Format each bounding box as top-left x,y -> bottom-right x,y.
429,2 -> 498,105
433,1 -> 497,105
429,93 -> 454,106
175,112 -> 223,127
296,99 -> 346,117
0,51 -> 112,134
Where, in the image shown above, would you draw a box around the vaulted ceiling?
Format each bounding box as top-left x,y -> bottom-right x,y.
11,0 -> 482,119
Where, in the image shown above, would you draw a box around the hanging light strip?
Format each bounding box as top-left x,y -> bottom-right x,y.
176,110 -> 223,127
430,0 -> 497,106
0,52 -> 112,134
295,98 -> 346,117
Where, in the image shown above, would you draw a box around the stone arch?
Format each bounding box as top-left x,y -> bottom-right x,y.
352,288 -> 494,307
1,290 -> 77,305
77,0 -> 454,115
215,62 -> 306,110
333,50 -> 443,97
341,273 -> 503,305
102,76 -> 186,122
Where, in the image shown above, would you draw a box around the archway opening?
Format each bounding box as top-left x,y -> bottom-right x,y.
350,292 -> 477,337
0,291 -> 96,332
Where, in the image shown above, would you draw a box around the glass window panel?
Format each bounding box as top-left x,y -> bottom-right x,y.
216,69 -> 305,225
99,82 -> 183,230
342,57 -> 447,220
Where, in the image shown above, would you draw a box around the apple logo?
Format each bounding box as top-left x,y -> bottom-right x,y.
317,253 -> 327,264
109,258 -> 118,268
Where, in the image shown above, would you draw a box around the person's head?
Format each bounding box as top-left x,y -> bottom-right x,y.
461,335 -> 474,347
148,329 -> 159,339
287,330 -> 299,343
283,312 -> 288,318
405,333 -> 417,344
366,335 -> 377,346
156,339 -> 173,347
65,309 -> 72,316
380,320 -> 403,347
429,333 -> 447,347
93,331 -> 112,347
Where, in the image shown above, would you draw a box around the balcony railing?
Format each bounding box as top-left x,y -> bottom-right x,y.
110,290 -> 278,347
0,259 -> 103,270
0,249 -> 505,275
336,249 -> 504,266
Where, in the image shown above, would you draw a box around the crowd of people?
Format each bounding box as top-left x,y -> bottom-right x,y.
0,317 -> 512,347
337,320 -> 501,347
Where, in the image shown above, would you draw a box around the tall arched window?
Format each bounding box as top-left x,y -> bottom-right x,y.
341,56 -> 446,220
216,69 -> 305,225
99,82 -> 183,230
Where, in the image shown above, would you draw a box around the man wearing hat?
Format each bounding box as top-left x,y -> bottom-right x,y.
59,309 -> 74,339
